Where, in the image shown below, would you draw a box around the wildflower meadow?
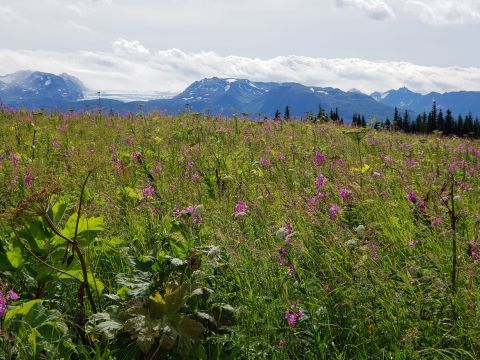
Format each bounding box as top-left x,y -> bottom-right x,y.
1,108 -> 480,359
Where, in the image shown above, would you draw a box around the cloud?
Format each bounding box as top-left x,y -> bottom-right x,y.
1,39 -> 480,95
404,0 -> 480,25
0,6 -> 28,23
335,0 -> 395,20
112,38 -> 150,56
334,0 -> 480,25
65,20 -> 91,32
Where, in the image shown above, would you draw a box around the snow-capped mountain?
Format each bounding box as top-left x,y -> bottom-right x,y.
2,71 -> 480,120
371,87 -> 480,117
149,77 -> 394,119
0,74 -> 396,119
0,71 -> 85,104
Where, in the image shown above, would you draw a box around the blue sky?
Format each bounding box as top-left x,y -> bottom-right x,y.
1,0 -> 479,93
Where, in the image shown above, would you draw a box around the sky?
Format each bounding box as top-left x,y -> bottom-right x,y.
1,0 -> 480,94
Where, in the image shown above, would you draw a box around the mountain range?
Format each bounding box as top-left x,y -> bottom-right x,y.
1,71 -> 480,120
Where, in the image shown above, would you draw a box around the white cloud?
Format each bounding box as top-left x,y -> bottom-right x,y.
112,38 -> 150,56
1,40 -> 480,95
335,0 -> 480,25
335,0 -> 395,20
404,0 -> 480,25
0,6 -> 27,23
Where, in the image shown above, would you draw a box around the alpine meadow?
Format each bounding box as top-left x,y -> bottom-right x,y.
1,109 -> 480,359
2,0 -> 480,359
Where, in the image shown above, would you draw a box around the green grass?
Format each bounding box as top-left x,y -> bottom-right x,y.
1,109 -> 480,359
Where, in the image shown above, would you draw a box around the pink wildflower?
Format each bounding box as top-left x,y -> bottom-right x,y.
329,204 -> 341,219
234,201 -> 249,219
314,150 -> 326,165
407,192 -> 418,203
0,291 -> 6,318
284,306 -> 305,327
8,290 -> 19,301
142,186 -> 155,199
338,188 -> 353,202
315,175 -> 327,191
10,152 -> 19,167
131,151 -> 142,163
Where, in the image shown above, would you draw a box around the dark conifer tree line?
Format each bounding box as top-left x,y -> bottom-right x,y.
275,102 -> 480,138
350,101 -> 480,138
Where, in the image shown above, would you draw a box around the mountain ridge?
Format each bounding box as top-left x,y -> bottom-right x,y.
1,71 -> 480,120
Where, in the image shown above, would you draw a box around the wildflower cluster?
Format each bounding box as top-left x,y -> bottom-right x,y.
0,286 -> 20,318
276,223 -> 295,277
234,201 -> 249,220
283,305 -> 305,328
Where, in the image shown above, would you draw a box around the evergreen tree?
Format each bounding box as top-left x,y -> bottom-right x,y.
330,108 -> 340,122
415,114 -> 423,133
361,116 -> 366,128
352,113 -> 359,127
306,111 -> 315,122
402,110 -> 410,133
437,109 -> 444,133
421,112 -> 428,133
284,106 -> 290,121
317,104 -> 325,120
474,118 -> 480,138
464,113 -> 474,136
384,118 -> 391,129
445,109 -> 454,135
274,109 -> 281,120
457,115 -> 464,136
393,107 -> 401,130
427,101 -> 437,133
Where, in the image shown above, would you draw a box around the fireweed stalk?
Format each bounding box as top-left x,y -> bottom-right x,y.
275,223 -> 305,332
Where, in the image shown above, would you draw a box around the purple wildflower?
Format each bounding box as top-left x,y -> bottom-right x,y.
142,186 -> 155,199
459,182 -> 471,190
191,172 -> 201,181
234,201 -> 249,219
10,152 -> 19,167
470,243 -> 480,262
407,192 -> 418,203
8,289 -> 20,301
131,151 -> 142,163
153,162 -> 163,174
183,205 -> 194,215
287,263 -> 296,277
0,291 -> 7,318
338,188 -> 353,202
260,156 -> 270,168
431,217 -> 442,227
24,171 -> 33,187
314,150 -> 326,165
329,204 -> 341,220
315,175 -> 327,191
284,306 -> 305,327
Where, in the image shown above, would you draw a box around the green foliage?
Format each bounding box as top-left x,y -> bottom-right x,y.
2,110 -> 480,358
86,246 -> 233,359
3,300 -> 76,359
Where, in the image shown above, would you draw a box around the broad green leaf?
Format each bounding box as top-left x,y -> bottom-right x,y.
4,300 -> 44,323
63,214 -> 104,244
6,243 -> 24,268
48,201 -> 68,226
59,270 -> 105,294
